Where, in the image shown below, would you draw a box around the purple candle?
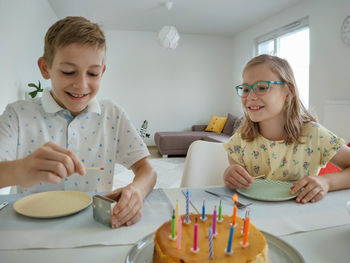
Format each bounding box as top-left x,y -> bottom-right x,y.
213,206 -> 217,236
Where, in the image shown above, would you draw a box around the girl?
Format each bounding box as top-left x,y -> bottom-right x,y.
223,54 -> 350,204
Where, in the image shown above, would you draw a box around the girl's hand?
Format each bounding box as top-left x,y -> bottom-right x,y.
16,142 -> 85,188
106,184 -> 143,228
291,176 -> 330,204
223,163 -> 254,189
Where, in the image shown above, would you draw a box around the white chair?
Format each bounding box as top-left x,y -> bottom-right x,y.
180,140 -> 229,187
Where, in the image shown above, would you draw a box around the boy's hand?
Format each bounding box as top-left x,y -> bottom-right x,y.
224,163 -> 254,189
106,185 -> 143,228
291,176 -> 330,204
16,142 -> 85,188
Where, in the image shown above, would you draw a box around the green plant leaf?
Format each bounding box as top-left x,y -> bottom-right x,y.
29,91 -> 37,98
28,83 -> 38,88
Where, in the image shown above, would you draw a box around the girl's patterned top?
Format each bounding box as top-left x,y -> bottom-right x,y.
0,89 -> 149,193
223,122 -> 345,181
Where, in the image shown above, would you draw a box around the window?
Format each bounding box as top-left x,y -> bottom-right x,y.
256,17 -> 309,108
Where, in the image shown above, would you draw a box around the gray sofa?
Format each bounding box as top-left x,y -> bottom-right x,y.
154,114 -> 242,157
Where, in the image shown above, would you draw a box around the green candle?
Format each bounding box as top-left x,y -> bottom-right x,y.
218,199 -> 222,221
171,209 -> 176,239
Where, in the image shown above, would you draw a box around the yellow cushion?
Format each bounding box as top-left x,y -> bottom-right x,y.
205,115 -> 227,134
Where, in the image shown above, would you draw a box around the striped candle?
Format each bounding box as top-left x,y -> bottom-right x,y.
208,226 -> 214,259
186,190 -> 190,223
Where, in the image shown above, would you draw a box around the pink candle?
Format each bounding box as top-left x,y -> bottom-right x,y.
193,223 -> 198,251
177,217 -> 182,249
232,193 -> 238,226
243,217 -> 250,246
213,206 -> 217,236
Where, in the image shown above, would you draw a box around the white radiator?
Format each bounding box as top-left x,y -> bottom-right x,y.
323,100 -> 350,143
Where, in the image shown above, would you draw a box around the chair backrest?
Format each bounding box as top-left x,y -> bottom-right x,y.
180,140 -> 229,187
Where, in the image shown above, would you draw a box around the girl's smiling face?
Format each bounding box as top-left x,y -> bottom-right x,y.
39,43 -> 106,116
242,64 -> 288,125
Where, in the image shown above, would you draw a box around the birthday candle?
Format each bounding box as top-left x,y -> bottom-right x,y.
177,217 -> 182,249
226,225 -> 235,253
242,207 -> 249,234
218,199 -> 222,221
208,226 -> 214,259
171,209 -> 176,239
175,200 -> 179,233
232,193 -> 238,226
186,190 -> 190,223
243,216 -> 250,246
202,198 -> 206,220
193,221 -> 199,251
213,206 -> 217,236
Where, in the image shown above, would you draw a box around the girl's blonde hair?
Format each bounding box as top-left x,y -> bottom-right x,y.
43,16 -> 106,67
238,54 -> 316,144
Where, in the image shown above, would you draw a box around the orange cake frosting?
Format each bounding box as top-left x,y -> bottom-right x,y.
153,214 -> 268,263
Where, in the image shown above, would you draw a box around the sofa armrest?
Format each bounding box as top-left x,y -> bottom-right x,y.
192,124 -> 207,131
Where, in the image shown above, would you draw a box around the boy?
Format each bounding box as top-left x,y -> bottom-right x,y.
0,16 -> 156,228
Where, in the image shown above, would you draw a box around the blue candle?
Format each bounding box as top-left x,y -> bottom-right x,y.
226,225 -> 234,253
202,198 -> 206,220
186,190 -> 190,223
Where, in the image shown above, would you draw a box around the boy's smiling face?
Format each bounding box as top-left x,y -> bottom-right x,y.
39,43 -> 106,116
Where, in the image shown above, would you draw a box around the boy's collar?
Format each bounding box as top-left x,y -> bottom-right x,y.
41,89 -> 101,115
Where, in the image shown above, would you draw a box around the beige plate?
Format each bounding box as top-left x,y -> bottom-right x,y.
13,190 -> 92,218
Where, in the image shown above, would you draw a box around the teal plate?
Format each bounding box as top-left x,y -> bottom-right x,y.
237,180 -> 298,201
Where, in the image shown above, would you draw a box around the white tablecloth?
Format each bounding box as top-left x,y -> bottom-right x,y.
188,187 -> 350,236
0,189 -> 173,249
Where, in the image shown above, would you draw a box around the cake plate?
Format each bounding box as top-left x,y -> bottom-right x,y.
125,231 -> 304,263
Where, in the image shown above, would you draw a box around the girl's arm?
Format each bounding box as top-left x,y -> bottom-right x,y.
223,155 -> 254,189
326,144 -> 350,191
291,144 -> 350,203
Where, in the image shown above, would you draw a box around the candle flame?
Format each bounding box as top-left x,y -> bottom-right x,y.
232,193 -> 238,203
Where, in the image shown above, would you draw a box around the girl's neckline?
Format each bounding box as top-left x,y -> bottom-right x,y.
258,133 -> 285,143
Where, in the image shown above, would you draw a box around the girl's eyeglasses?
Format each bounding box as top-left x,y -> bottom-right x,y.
235,81 -> 285,98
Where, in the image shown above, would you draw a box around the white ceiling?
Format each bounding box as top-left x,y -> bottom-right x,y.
48,0 -> 305,37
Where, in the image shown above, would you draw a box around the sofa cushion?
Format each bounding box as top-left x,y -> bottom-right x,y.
232,116 -> 244,135
222,113 -> 239,135
155,131 -> 211,155
205,115 -> 227,133
192,124 -> 207,131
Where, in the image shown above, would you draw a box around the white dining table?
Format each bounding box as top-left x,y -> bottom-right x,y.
1,188 -> 349,263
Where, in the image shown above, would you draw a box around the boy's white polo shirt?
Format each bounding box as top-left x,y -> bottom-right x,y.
0,89 -> 149,193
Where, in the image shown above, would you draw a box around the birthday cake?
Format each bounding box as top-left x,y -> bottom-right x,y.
153,214 -> 268,262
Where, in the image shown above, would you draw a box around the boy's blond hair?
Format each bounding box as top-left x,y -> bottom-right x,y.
43,16 -> 106,67
238,54 -> 316,144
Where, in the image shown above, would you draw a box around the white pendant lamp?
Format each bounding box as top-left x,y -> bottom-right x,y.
158,2 -> 180,49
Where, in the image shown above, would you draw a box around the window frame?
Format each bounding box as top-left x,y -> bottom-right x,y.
255,17 -> 309,56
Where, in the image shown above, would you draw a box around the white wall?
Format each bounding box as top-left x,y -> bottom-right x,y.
0,0 -> 57,112
100,31 -> 235,145
230,0 -> 350,130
